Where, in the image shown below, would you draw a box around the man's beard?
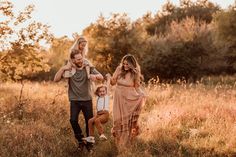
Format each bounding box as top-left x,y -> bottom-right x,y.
74,62 -> 83,68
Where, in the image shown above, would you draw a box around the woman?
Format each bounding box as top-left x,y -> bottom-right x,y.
111,54 -> 145,152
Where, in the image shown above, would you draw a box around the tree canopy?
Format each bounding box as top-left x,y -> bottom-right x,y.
0,1 -> 53,81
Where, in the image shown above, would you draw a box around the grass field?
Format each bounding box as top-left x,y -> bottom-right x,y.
1,76 -> 236,157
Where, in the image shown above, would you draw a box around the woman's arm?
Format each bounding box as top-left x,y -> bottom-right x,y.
134,82 -> 146,97
110,66 -> 121,85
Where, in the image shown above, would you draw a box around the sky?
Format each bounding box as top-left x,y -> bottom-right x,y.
11,0 -> 234,38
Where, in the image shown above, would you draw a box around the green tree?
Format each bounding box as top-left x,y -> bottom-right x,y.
48,37 -> 73,71
145,0 -> 219,36
30,36 -> 74,81
84,13 -> 146,74
142,17 -> 214,80
214,9 -> 236,73
0,1 -> 53,81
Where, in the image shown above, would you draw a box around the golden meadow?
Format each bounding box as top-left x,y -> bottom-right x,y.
1,76 -> 236,157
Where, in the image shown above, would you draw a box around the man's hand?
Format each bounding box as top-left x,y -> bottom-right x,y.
89,74 -> 97,81
89,74 -> 103,81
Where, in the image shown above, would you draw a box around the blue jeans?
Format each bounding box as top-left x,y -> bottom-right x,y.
69,100 -> 93,142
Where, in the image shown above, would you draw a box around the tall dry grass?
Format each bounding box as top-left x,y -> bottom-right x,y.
0,77 -> 236,157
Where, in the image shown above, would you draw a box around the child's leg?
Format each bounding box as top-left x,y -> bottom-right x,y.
94,112 -> 109,135
85,65 -> 90,79
88,116 -> 96,136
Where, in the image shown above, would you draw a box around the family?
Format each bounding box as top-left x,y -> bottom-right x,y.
54,36 -> 145,154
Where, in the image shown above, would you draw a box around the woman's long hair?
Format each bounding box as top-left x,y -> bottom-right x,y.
119,54 -> 142,86
70,36 -> 88,57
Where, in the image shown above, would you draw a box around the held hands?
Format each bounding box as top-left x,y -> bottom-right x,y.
105,73 -> 111,85
89,74 -> 97,81
140,91 -> 147,98
89,73 -> 103,81
136,87 -> 147,98
105,73 -> 111,80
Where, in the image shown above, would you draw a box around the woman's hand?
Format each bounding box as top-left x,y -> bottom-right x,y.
135,86 -> 147,98
115,65 -> 122,73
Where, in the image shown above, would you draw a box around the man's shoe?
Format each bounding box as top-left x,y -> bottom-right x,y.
75,134 -> 84,141
77,141 -> 85,151
85,142 -> 94,153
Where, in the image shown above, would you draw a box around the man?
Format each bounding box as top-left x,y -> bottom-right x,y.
54,50 -> 103,150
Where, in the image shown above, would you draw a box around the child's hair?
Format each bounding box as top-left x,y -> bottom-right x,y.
70,36 -> 88,57
94,85 -> 107,96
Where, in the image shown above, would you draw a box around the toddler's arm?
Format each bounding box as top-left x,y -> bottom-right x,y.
105,73 -> 111,94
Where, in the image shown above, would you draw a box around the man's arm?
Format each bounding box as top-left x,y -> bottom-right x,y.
89,67 -> 104,81
54,67 -> 65,82
89,73 -> 103,81
54,62 -> 72,82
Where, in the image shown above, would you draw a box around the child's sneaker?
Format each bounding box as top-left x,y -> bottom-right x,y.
99,134 -> 107,140
82,136 -> 95,143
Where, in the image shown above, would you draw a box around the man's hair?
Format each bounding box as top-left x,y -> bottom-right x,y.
70,49 -> 80,59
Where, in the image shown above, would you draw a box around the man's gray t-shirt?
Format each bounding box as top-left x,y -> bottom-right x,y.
68,67 -> 100,101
